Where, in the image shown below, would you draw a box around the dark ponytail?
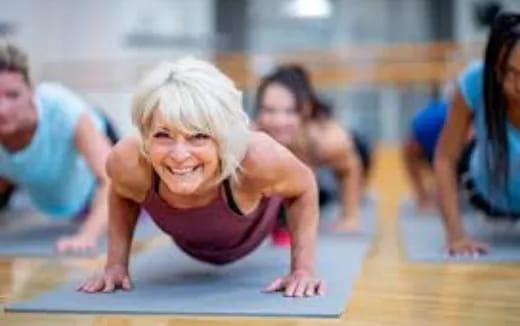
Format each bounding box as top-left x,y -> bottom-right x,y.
255,64 -> 331,120
482,12 -> 520,201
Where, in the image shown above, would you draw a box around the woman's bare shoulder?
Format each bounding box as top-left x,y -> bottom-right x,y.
107,136 -> 152,202
238,131 -> 314,198
240,131 -> 303,184
241,131 -> 283,167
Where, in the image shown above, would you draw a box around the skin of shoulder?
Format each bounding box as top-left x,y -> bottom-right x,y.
308,119 -> 355,168
106,136 -> 152,203
239,131 -> 314,199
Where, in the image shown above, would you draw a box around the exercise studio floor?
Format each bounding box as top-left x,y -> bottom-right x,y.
0,146 -> 518,326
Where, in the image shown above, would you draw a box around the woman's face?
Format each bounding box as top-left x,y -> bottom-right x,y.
0,71 -> 33,135
146,110 -> 220,196
256,83 -> 302,146
501,43 -> 520,104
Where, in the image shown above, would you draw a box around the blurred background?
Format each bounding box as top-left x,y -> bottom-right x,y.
0,0 -> 517,143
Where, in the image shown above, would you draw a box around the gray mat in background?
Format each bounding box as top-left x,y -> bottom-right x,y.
7,235 -> 370,318
400,207 -> 520,262
0,216 -> 159,257
398,197 -> 475,219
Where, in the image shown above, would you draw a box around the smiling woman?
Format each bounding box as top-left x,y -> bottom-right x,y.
435,12 -> 520,257
79,58 -> 325,298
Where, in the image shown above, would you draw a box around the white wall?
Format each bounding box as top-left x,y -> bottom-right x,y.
455,0 -> 520,43
0,0 -> 216,135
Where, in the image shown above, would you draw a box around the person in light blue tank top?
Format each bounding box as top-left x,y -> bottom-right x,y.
458,61 -> 520,215
0,41 -> 114,253
435,12 -> 520,257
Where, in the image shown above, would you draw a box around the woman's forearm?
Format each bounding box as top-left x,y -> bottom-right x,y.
285,188 -> 319,273
106,189 -> 139,268
434,157 -> 465,241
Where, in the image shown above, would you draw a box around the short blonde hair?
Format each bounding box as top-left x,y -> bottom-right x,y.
131,58 -> 251,182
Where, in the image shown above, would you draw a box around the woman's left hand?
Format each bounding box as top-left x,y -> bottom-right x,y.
264,270 -> 326,297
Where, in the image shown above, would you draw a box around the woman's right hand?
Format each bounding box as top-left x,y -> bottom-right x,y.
445,237 -> 489,257
78,264 -> 132,293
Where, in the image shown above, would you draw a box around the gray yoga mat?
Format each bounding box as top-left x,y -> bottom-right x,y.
400,207 -> 520,262
398,196 -> 475,219
0,215 -> 158,257
6,235 -> 370,317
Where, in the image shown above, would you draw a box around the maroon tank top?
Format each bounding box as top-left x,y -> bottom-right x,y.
142,173 -> 283,265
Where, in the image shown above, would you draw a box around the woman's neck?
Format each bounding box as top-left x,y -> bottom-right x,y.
158,179 -> 220,209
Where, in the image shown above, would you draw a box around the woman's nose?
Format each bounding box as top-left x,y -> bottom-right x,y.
169,142 -> 191,162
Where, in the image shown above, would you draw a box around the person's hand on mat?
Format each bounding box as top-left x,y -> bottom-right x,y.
445,237 -> 489,257
55,232 -> 97,253
264,270 -> 325,297
78,265 -> 133,293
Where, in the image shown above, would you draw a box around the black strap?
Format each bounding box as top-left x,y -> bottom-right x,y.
153,170 -> 160,193
223,178 -> 243,215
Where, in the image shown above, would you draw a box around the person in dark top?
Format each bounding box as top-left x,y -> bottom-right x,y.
255,65 -> 372,237
79,58 -> 325,297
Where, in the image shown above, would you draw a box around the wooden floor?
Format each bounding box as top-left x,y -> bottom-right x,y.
1,146 -> 519,326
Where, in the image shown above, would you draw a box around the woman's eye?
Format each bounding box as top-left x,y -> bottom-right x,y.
192,133 -> 209,140
6,91 -> 19,100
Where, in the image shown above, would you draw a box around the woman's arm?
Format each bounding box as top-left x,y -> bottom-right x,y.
319,126 -> 363,231
434,89 -> 488,255
55,112 -> 112,252
79,140 -> 146,292
105,184 -> 140,269
244,132 -> 324,297
282,160 -> 319,275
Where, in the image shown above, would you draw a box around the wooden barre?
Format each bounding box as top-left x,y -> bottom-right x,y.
40,41 -> 484,90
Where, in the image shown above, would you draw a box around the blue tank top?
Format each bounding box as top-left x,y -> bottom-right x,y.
458,61 -> 520,212
0,83 -> 104,218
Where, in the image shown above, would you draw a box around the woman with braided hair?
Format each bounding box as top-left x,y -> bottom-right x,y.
435,12 -> 520,256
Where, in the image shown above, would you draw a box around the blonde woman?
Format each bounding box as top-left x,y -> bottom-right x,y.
79,59 -> 325,297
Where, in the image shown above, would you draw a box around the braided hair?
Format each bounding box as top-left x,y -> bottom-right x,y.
482,12 -> 520,200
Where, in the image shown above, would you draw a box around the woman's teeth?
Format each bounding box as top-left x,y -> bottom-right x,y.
168,166 -> 198,175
